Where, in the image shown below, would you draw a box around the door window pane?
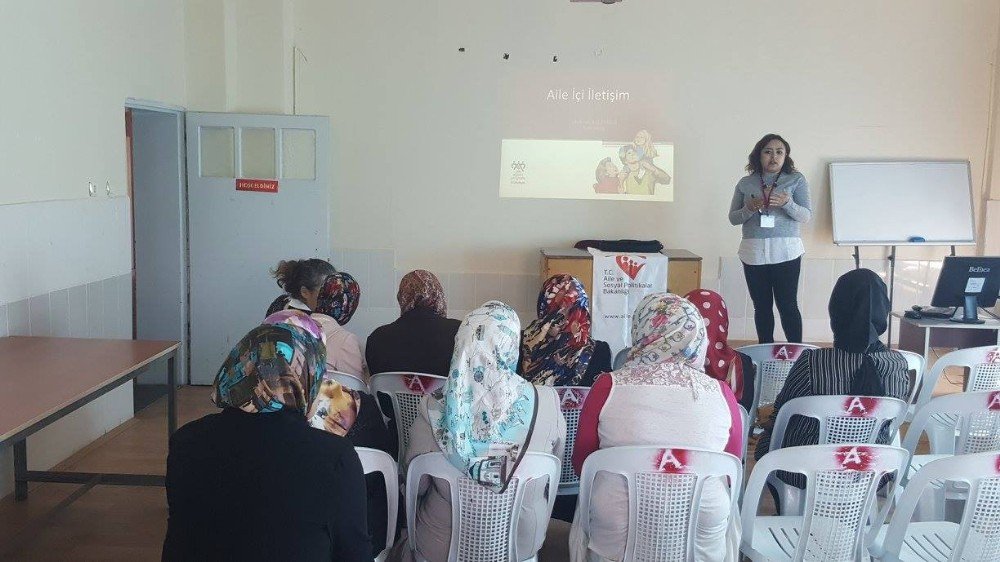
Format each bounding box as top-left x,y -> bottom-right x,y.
200,127 -> 235,178
241,128 -> 276,179
282,129 -> 316,179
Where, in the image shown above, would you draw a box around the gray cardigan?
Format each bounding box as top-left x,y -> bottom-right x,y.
728,171 -> 812,239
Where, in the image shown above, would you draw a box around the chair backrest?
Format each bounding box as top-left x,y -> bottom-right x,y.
577,446 -> 742,562
737,405 -> 750,460
405,451 -> 560,562
876,452 -> 1000,562
369,372 -> 447,456
913,346 -> 1000,412
330,371 -> 369,393
741,444 -> 907,562
555,386 -> 590,493
895,349 -> 925,405
736,343 -> 818,408
356,447 -> 398,560
769,395 -> 908,452
902,391 -> 1000,458
612,347 -> 630,370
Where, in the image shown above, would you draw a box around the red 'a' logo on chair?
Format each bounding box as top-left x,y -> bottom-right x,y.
772,345 -> 804,361
654,449 -> 689,473
615,255 -> 646,280
843,396 -> 878,417
988,391 -> 1000,411
835,446 -> 874,471
987,348 -> 1000,363
403,375 -> 426,393
558,388 -> 588,410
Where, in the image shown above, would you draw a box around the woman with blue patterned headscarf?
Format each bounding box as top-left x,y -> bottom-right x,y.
401,301 -> 566,562
520,274 -> 612,387
164,317 -> 372,561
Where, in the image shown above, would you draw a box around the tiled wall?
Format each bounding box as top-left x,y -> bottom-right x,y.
334,248 -> 955,348
331,248 -> 539,350
0,198 -> 134,499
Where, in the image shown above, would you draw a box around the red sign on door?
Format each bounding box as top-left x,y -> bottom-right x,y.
235,179 -> 279,193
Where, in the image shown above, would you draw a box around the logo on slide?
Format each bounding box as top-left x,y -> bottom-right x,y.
510,161 -> 527,185
616,255 -> 646,280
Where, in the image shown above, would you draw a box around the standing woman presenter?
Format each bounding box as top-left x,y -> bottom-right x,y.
728,134 -> 811,343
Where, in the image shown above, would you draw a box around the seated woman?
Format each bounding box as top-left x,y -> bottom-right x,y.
403,301 -> 566,562
754,268 -> 910,489
685,289 -> 757,413
520,274 -> 612,387
266,259 -> 365,378
570,293 -> 743,562
366,270 -> 460,377
265,258 -> 336,316
265,311 -> 397,549
163,319 -> 370,561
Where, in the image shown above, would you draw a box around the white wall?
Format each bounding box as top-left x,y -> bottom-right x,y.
0,1 -> 187,499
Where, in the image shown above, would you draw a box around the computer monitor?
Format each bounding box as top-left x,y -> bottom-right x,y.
930,256 -> 1000,324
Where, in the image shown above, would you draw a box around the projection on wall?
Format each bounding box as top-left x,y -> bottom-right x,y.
499,72 -> 674,202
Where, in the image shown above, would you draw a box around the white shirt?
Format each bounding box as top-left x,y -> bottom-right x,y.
311,313 -> 367,380
738,236 -> 804,266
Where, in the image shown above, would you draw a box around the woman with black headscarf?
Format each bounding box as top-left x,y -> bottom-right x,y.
753,268 -> 910,489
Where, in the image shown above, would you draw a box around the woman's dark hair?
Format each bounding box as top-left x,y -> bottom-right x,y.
271,259 -> 336,298
746,133 -> 796,175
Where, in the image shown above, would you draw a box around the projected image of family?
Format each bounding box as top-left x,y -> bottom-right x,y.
499,130 -> 674,201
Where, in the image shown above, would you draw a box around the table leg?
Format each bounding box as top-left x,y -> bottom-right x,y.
167,354 -> 177,436
13,439 -> 27,501
923,327 -> 931,363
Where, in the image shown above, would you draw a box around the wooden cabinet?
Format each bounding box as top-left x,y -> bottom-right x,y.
540,248 -> 702,299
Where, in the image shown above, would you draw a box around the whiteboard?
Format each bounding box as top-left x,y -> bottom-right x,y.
830,161 -> 975,246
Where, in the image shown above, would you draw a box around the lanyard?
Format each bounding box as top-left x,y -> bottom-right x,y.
759,171 -> 781,214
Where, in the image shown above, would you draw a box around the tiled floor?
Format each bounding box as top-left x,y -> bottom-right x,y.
0,348 -> 962,561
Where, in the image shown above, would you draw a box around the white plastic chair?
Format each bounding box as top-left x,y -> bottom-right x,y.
740,444 -> 908,562
576,446 -> 742,561
737,343 -> 818,411
869,452 -> 1000,561
767,394 -> 908,515
330,370 -> 369,393
909,346 -> 1000,451
356,447 -> 399,562
738,404 -> 750,461
555,386 -> 590,495
899,391 -> 1000,521
612,347 -> 630,370
405,451 -> 560,562
369,372 -> 447,458
896,350 -> 925,407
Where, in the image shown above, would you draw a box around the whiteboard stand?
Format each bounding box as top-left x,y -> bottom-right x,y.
831,160 -> 976,350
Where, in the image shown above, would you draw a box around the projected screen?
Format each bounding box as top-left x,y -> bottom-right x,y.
499,73 -> 674,201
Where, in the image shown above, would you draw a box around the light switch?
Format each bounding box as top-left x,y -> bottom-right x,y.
88,182 -> 96,196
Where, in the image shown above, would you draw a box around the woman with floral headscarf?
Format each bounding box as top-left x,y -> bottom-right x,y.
569,293 -> 744,562
520,274 -> 612,387
366,270 -> 460,377
402,301 -> 566,562
163,317 -> 371,561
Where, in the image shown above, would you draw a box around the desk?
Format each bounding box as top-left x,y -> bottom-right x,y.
0,337 -> 178,501
541,248 -> 702,298
892,312 -> 1000,359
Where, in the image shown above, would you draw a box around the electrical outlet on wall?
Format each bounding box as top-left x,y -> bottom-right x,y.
88,182 -> 96,197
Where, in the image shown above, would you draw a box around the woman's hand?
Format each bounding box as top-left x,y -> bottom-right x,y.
746,197 -> 764,212
769,191 -> 790,207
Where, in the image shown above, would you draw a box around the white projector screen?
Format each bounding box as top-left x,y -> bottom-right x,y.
830,161 -> 975,246
499,71 -> 674,201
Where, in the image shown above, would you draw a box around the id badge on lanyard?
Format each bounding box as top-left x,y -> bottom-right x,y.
759,171 -> 780,228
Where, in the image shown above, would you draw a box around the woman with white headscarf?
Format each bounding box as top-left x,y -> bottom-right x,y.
402,301 -> 566,562
569,293 -> 744,562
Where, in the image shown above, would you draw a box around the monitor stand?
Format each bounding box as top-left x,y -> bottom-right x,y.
950,293 -> 986,324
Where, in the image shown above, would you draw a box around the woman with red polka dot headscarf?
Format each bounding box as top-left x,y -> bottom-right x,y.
685,289 -> 756,412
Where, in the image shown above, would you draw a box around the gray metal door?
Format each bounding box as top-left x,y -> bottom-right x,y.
186,112 -> 330,384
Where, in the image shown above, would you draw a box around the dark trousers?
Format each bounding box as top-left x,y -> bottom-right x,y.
742,257 -> 803,344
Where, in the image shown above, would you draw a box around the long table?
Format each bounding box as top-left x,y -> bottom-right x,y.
0,336 -> 179,501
